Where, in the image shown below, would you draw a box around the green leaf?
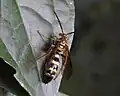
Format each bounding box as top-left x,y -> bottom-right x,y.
1,0 -> 39,95
0,0 -> 75,96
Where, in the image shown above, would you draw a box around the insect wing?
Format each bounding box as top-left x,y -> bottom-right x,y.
62,46 -> 72,80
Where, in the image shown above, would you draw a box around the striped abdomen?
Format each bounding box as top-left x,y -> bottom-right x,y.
45,54 -> 60,78
43,40 -> 67,83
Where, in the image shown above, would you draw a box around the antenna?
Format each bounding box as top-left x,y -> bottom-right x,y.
66,32 -> 74,35
53,11 -> 64,34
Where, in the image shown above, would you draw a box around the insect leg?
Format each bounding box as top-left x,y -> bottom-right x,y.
37,30 -> 49,43
37,30 -> 57,42
65,32 -> 75,35
36,44 -> 54,60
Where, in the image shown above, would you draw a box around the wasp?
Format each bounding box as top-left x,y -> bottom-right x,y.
37,11 -> 74,84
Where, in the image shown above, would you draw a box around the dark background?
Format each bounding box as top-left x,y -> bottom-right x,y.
60,0 -> 120,96
0,58 -> 30,96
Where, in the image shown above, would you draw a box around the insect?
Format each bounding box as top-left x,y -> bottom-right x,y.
37,11 -> 74,84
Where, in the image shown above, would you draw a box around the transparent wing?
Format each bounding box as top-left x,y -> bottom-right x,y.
62,46 -> 72,80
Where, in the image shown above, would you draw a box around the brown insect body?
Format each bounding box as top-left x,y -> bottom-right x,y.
42,34 -> 69,83
41,12 -> 73,84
